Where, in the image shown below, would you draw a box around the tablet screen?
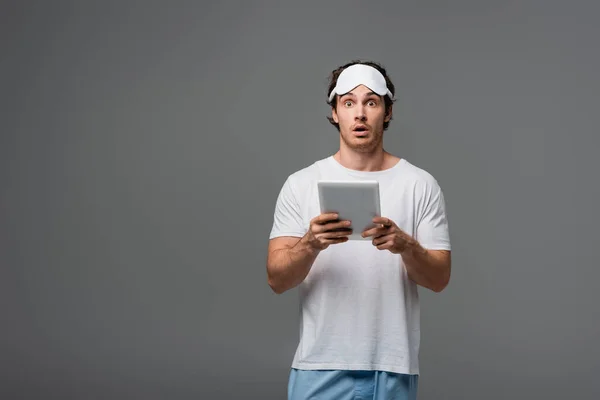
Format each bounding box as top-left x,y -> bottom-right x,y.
317,180 -> 381,240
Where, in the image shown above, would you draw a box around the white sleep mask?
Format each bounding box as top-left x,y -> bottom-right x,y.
328,64 -> 393,102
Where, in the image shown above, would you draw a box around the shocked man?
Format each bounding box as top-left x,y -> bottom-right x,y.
267,60 -> 452,400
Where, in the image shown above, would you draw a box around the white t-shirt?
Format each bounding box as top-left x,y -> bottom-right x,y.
269,155 -> 451,375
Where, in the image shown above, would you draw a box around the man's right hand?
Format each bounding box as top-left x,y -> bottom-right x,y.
267,212 -> 351,294
303,212 -> 352,251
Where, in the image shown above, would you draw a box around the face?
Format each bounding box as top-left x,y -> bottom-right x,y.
331,84 -> 392,153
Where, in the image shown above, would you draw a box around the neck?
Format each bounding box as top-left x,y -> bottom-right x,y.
334,147 -> 389,172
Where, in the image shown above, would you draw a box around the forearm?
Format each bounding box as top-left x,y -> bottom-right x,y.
401,238 -> 451,293
267,236 -> 320,294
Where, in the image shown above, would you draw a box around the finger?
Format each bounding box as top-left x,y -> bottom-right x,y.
312,219 -> 350,234
316,212 -> 340,224
327,236 -> 349,243
362,225 -> 388,238
376,241 -> 394,250
323,220 -> 352,232
321,229 -> 353,239
373,226 -> 393,239
318,236 -> 349,246
372,233 -> 395,246
361,228 -> 376,238
372,217 -> 394,228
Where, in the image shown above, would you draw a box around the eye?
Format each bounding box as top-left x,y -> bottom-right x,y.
367,100 -> 377,106
344,100 -> 353,107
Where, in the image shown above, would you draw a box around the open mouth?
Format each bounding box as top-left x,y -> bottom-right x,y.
353,126 -> 368,136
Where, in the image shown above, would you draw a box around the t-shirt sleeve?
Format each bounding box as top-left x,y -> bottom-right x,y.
269,176 -> 306,239
415,179 -> 451,250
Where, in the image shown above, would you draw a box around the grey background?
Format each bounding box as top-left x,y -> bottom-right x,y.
2,0 -> 599,399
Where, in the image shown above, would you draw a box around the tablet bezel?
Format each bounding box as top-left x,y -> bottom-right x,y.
317,180 -> 381,240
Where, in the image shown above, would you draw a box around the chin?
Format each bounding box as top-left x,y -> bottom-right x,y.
343,140 -> 378,153
341,134 -> 382,152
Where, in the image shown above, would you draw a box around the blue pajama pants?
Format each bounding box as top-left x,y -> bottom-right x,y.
288,368 -> 419,400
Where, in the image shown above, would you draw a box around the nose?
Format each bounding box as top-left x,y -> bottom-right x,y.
355,104 -> 366,121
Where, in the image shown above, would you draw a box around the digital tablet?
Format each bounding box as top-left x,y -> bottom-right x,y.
317,180 -> 381,240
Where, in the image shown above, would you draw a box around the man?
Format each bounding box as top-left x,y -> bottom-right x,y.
266,60 -> 452,400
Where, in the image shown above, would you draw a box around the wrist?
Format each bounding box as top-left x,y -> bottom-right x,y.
400,236 -> 425,257
300,233 -> 322,255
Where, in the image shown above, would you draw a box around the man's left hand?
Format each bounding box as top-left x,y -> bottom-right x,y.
361,217 -> 413,254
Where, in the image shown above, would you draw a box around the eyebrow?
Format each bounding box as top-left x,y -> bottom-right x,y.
340,91 -> 380,98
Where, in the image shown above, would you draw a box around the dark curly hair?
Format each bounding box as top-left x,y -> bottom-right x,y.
326,60 -> 396,131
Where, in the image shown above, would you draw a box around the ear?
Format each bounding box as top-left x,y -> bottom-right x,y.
384,106 -> 393,122
331,105 -> 339,124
